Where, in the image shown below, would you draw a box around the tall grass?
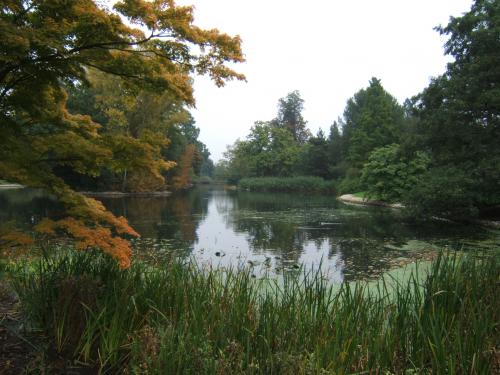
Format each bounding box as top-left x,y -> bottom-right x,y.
8,249 -> 500,374
238,176 -> 337,194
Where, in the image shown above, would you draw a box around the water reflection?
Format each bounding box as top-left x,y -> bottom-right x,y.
1,187 -> 498,281
0,188 -> 61,228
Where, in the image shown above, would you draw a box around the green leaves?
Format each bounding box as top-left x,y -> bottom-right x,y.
341,78 -> 405,169
0,0 -> 243,264
360,144 -> 429,203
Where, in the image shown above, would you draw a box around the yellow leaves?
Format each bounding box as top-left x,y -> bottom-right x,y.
1,0 -> 245,269
68,194 -> 140,238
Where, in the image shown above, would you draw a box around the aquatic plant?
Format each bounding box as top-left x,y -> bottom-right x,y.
239,176 -> 337,193
7,249 -> 499,374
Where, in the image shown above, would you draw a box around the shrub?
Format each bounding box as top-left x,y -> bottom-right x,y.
360,144 -> 430,202
238,176 -> 337,194
404,165 -> 480,219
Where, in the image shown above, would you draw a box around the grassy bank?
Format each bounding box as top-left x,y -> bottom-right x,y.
3,249 -> 499,374
238,176 -> 336,193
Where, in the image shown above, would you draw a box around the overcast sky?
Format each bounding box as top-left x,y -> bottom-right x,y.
176,0 -> 473,161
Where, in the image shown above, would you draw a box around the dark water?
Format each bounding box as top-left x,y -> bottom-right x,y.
1,186 -> 499,281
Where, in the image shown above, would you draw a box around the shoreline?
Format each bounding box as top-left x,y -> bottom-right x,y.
0,184 -> 24,189
338,194 -> 500,229
337,194 -> 404,209
80,191 -> 172,198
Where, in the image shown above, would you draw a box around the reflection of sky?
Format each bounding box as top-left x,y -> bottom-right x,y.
2,188 -> 498,282
297,239 -> 344,284
192,191 -> 345,282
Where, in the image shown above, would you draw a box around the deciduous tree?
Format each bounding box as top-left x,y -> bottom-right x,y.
0,0 -> 244,266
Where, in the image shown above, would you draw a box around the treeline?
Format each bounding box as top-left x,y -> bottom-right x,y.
217,0 -> 500,220
60,69 -> 214,193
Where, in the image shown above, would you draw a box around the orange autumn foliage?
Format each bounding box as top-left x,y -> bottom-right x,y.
33,191 -> 139,268
0,230 -> 35,248
0,228 -> 35,258
36,218 -> 134,269
172,144 -> 197,190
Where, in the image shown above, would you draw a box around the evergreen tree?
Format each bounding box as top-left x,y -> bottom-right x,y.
341,78 -> 405,169
407,0 -> 500,217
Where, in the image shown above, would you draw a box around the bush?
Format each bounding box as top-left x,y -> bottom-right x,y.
238,176 -> 337,194
337,167 -> 363,194
360,144 -> 429,202
404,165 -> 480,219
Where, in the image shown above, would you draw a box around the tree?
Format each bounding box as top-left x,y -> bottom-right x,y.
273,91 -> 311,144
341,78 -> 405,168
360,144 -> 429,202
0,0 -> 244,267
66,69 -> 182,192
407,0 -> 500,217
327,121 -> 344,179
172,144 -> 197,190
300,129 -> 330,178
240,121 -> 301,177
219,121 -> 302,181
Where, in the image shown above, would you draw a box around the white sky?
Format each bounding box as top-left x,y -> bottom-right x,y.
177,0 -> 473,161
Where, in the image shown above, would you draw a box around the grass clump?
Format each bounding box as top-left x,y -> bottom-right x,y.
6,249 -> 500,374
239,176 -> 337,194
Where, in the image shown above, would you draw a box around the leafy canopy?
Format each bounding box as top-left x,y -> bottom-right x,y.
0,0 -> 245,267
406,0 -> 500,217
341,78 -> 404,168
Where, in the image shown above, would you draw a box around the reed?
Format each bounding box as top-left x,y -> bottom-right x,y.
8,249 -> 499,374
238,176 -> 337,194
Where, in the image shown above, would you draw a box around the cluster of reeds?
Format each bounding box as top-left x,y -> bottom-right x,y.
8,249 -> 499,374
238,176 -> 337,194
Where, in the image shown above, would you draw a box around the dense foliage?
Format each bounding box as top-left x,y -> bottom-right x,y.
239,176 -> 336,193
65,72 -> 213,192
360,144 -> 430,203
218,0 -> 500,220
0,0 -> 244,265
404,0 -> 500,218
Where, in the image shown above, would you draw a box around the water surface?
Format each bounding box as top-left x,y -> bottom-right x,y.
1,186 -> 498,281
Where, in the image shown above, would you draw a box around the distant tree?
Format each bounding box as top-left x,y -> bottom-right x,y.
273,91 -> 311,144
327,121 -> 344,179
219,91 -> 313,182
172,144 -> 197,190
300,129 -> 330,178
245,122 -> 301,177
200,158 -> 215,177
341,78 -> 405,168
218,141 -> 252,183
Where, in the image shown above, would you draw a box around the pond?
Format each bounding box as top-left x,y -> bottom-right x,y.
1,186 -> 499,281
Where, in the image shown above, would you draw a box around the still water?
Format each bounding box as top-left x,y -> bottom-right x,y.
1,186 -> 499,281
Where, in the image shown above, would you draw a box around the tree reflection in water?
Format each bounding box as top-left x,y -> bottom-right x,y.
1,187 -> 497,281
